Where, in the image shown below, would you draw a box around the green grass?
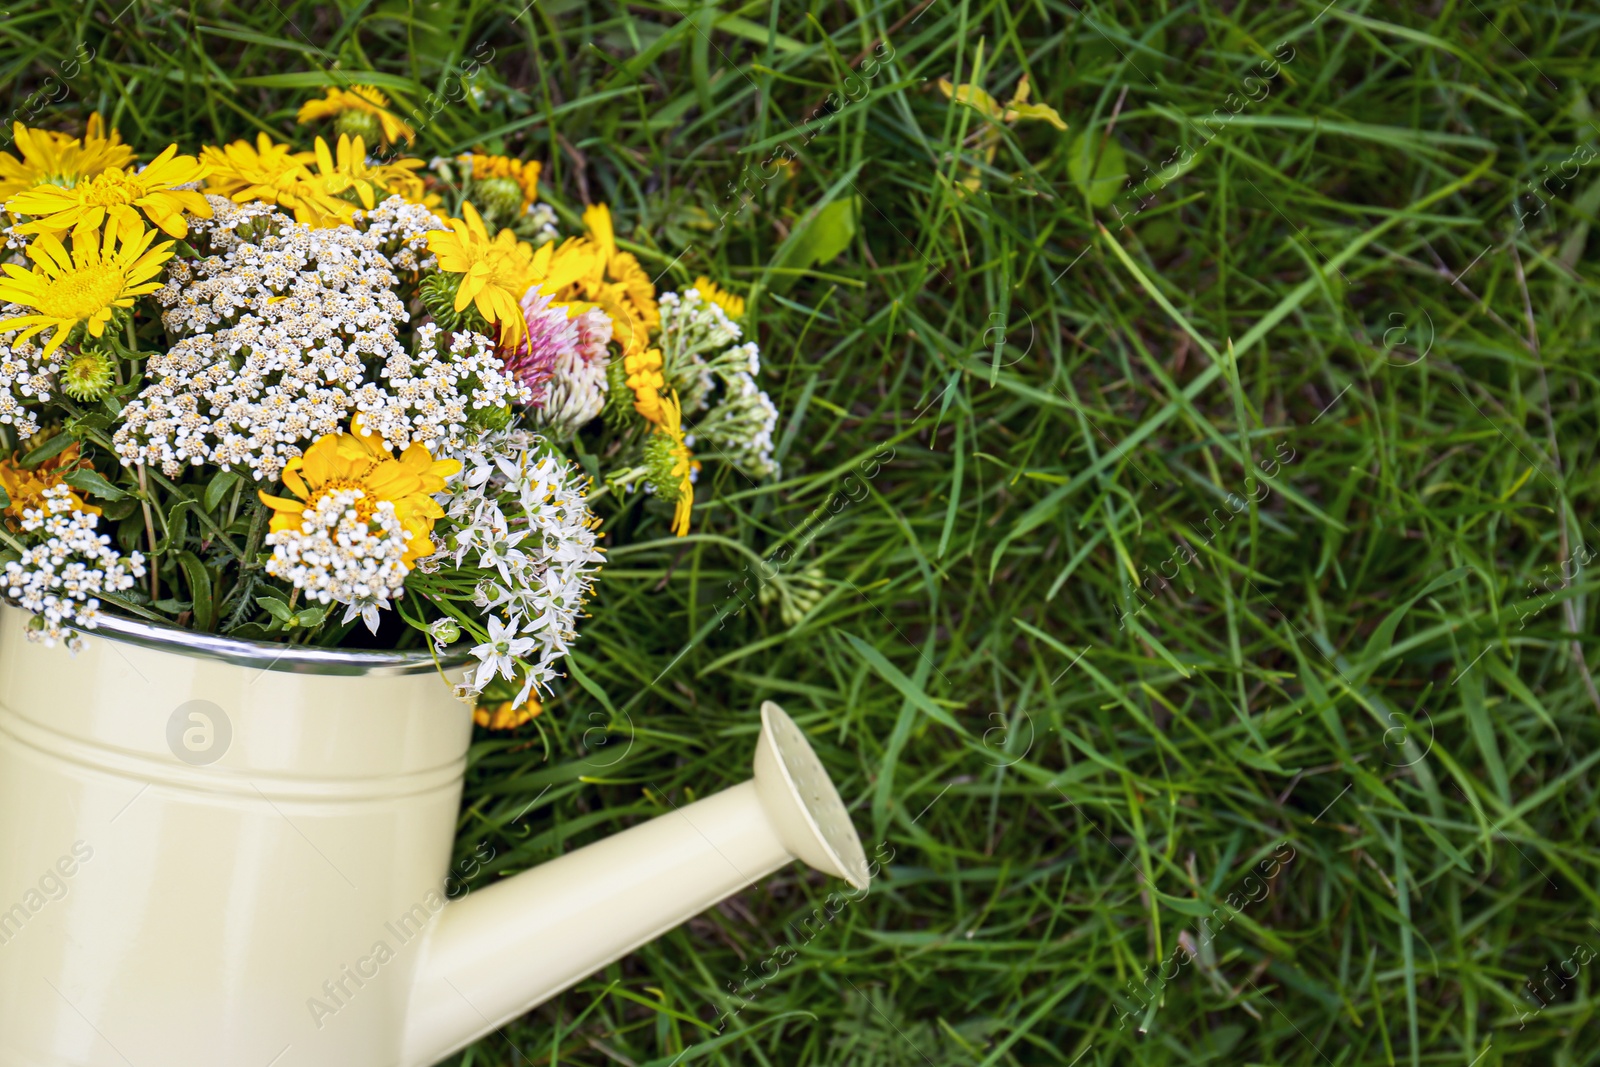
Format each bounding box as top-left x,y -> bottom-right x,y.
8,0 -> 1600,1063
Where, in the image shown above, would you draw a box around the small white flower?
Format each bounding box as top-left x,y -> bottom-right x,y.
470,615 -> 535,690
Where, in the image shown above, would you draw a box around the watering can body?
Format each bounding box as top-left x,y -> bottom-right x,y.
0,605 -> 868,1066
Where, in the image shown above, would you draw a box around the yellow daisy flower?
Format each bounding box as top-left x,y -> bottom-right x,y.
462,153 -> 542,213
0,114 -> 135,201
376,156 -> 440,208
296,85 -> 416,147
298,134 -> 436,213
0,224 -> 174,357
425,201 -> 545,349
655,390 -> 694,536
8,144 -> 212,240
692,276 -> 746,319
0,444 -> 101,530
200,133 -> 354,228
571,202 -> 659,333
306,134 -> 389,211
257,423 -> 460,569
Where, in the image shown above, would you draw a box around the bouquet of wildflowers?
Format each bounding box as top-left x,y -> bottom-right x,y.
0,90 -> 779,727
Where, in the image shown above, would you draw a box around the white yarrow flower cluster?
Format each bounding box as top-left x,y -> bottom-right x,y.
114,203 -> 522,480
263,488 -> 412,634
352,322 -> 531,453
352,195 -> 447,271
658,289 -> 780,478
439,430 -> 604,704
0,311 -> 55,439
2,487 -> 147,650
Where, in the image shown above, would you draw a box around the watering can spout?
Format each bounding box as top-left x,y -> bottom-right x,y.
398,701 -> 869,1066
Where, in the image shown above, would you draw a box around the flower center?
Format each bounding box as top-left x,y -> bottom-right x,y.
494,640 -> 511,655
307,479 -> 377,523
34,264 -> 127,320
79,169 -> 148,207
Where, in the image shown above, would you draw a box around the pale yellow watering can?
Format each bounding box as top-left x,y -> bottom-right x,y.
0,604 -> 869,1066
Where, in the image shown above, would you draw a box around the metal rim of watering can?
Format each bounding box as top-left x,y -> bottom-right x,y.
3,600 -> 473,677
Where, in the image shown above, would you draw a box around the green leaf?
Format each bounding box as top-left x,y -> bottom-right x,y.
840,631 -> 967,735
1357,566 -> 1470,669
20,432 -> 75,466
256,594 -> 294,623
293,605 -> 329,628
63,468 -> 127,501
1067,128 -> 1128,208
794,197 -> 857,267
0,483 -> 8,510
769,193 -> 860,291
177,550 -> 215,632
64,410 -> 117,436
101,497 -> 139,521
204,470 -> 242,513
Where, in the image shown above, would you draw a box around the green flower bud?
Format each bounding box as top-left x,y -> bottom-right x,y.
428,617 -> 461,647
60,349 -> 116,402
334,109 -> 384,147
643,431 -> 686,502
420,271 -> 492,336
473,177 -> 524,226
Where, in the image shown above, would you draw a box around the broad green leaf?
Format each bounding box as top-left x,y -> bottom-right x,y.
21,432 -> 75,466
204,469 -> 242,513
783,196 -> 857,272
63,468 -> 127,501
177,550 -> 215,632
256,595 -> 294,623
1067,129 -> 1128,208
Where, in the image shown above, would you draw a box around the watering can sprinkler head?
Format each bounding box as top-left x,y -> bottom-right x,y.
751,700 -> 872,890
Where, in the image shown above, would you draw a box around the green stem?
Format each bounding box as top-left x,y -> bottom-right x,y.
137,463 -> 159,602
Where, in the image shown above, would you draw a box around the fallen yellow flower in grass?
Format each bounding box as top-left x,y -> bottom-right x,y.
938,72 -> 1067,194
474,697 -> 543,729
938,73 -> 1067,131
